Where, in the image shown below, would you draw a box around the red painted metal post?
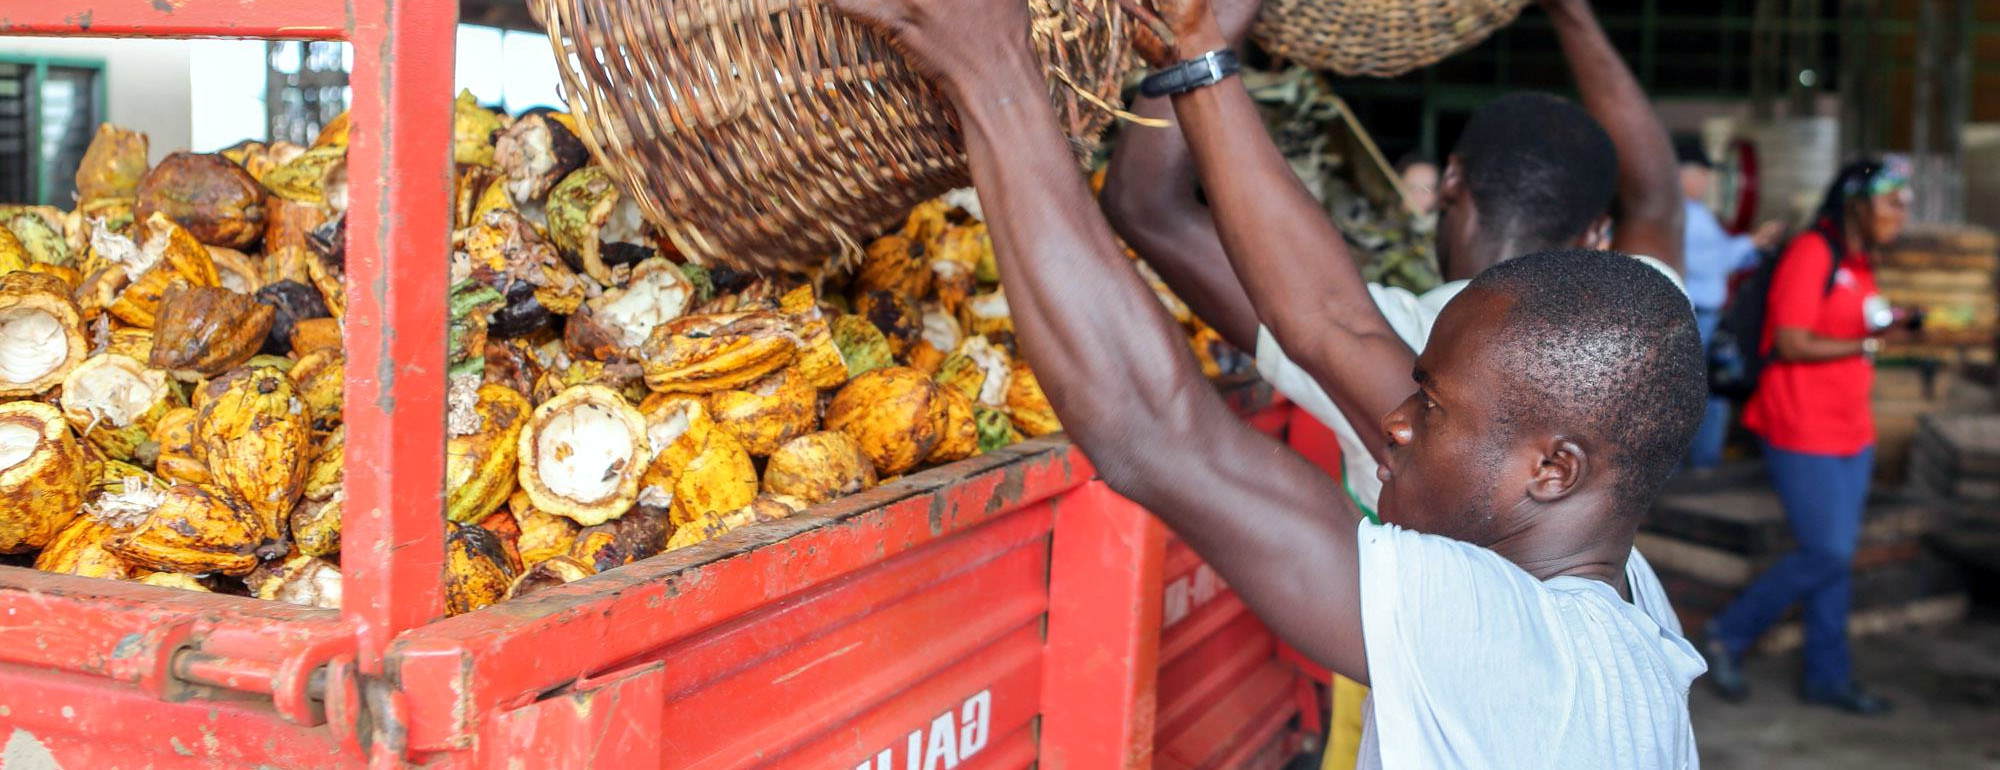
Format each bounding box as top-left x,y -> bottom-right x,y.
1040,481 -> 1166,770
341,0 -> 456,665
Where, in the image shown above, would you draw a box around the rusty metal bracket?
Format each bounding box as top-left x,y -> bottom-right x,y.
105,621 -> 364,733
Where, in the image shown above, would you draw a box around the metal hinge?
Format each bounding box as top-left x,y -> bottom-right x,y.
108,618 -> 380,756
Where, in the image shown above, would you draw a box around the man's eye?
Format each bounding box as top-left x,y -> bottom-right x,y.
1423,396 -> 1438,411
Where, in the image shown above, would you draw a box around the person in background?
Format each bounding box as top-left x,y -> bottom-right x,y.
1700,159 -> 1913,716
1676,134 -> 1785,473
1394,152 -> 1440,217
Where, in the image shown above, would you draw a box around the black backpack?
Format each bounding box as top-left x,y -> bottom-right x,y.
1707,231 -> 1842,402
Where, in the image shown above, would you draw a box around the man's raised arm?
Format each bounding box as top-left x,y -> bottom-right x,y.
1547,0 -> 1685,271
1159,7 -> 1415,465
826,0 -> 1368,680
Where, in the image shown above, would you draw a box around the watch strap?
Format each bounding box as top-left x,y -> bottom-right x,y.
1139,50 -> 1240,98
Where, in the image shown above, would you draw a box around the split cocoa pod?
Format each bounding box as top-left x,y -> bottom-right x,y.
639,396 -> 757,527
0,401 -> 94,553
516,384 -> 649,527
641,312 -> 798,394
59,353 -> 183,462
0,271 -> 88,398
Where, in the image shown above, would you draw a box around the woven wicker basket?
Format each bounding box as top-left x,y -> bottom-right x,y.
1252,0 -> 1530,78
539,0 -> 1129,273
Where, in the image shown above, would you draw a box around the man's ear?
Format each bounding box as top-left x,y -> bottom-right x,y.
1439,156 -> 1466,201
1526,436 -> 1589,503
1574,214 -> 1614,249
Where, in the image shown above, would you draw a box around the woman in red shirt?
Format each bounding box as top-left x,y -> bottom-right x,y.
1699,160 -> 1911,715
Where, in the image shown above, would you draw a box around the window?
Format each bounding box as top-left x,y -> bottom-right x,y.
0,57 -> 105,206
256,24 -> 566,148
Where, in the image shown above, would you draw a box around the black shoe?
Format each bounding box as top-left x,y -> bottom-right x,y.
1800,682 -> 1895,716
1698,620 -> 1750,703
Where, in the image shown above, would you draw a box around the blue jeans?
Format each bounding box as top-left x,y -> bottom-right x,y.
1688,308 -> 1729,469
1712,442 -> 1875,688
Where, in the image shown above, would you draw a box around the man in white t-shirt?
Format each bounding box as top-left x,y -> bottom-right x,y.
1101,1 -> 1691,764
826,0 -> 1710,767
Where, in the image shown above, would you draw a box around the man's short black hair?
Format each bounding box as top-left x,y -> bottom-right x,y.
1452,93 -> 1618,250
1468,249 -> 1705,517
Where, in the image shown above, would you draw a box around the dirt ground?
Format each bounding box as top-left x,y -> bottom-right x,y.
1691,614 -> 2000,769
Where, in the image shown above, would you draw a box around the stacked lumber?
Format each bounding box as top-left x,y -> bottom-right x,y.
1878,225 -> 1998,366
1872,366 -> 1993,486
1909,413 -> 2000,505
1640,484 -> 1966,655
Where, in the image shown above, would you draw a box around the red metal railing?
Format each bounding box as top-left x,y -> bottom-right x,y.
1,0 -> 453,763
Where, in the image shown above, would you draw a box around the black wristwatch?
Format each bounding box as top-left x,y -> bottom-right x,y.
1139,50 -> 1241,98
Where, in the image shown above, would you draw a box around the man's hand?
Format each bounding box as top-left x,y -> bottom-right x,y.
1125,0 -> 1224,66
1544,0 -> 1685,272
827,0 -> 1037,99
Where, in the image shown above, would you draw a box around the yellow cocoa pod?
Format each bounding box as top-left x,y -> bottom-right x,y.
934,335 -> 1012,410
854,234 -> 932,299
152,406 -> 210,485
786,309 -> 849,390
290,491 -> 342,559
929,259 -> 975,319
824,367 -> 947,476
638,398 -> 758,527
102,482 -> 278,576
0,401 -> 92,553
959,289 -> 1013,338
196,366 -> 311,542
445,522 -> 514,616
291,428 -> 343,558
137,571 -> 211,592
901,199 -> 951,244
35,513 -> 138,580
445,384 -> 530,525
762,431 -> 876,507
663,495 -> 792,551
289,348 -> 344,430
75,123 -> 150,204
510,489 -> 581,567
1005,362 -> 1062,438
107,327 -> 154,362
925,386 -> 979,465
706,367 -> 815,457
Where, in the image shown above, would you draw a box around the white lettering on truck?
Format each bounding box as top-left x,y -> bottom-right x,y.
853,689 -> 992,770
1162,564 -> 1224,630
